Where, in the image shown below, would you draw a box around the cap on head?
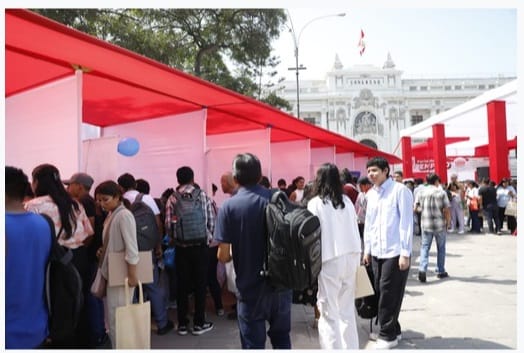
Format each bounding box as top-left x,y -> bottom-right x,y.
63,172 -> 94,189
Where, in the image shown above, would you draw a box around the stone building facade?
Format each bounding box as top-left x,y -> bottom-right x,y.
280,53 -> 515,156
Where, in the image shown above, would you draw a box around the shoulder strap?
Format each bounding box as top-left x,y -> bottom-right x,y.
134,192 -> 144,204
41,213 -> 57,246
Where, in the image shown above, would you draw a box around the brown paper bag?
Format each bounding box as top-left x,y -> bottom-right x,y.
108,251 -> 154,287
355,265 -> 375,299
115,279 -> 151,349
90,268 -> 107,299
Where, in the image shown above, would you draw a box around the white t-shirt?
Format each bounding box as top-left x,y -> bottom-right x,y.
307,194 -> 361,263
123,190 -> 160,215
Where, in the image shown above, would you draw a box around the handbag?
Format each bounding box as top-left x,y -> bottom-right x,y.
115,278 -> 151,349
108,251 -> 154,286
505,199 -> 517,217
355,265 -> 375,299
469,197 -> 479,211
90,268 -> 107,299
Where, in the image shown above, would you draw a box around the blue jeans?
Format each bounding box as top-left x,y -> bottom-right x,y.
237,286 -> 292,349
87,263 -> 106,346
419,230 -> 446,273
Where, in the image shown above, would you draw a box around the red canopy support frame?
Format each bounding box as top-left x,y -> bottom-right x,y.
401,136 -> 413,178
487,100 -> 510,182
432,124 -> 447,185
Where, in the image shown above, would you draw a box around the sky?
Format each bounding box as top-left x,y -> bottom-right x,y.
273,8 -> 517,82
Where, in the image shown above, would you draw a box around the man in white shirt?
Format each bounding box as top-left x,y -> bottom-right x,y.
363,157 -> 413,349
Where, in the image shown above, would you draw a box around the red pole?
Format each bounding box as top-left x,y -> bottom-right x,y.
487,101 -> 509,183
401,136 -> 413,178
432,124 -> 447,185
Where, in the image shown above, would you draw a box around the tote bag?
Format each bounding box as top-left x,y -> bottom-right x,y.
115,279 -> 151,349
355,265 -> 375,299
505,199 -> 517,217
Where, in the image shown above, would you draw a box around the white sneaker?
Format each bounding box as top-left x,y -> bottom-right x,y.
370,332 -> 401,341
375,338 -> 398,349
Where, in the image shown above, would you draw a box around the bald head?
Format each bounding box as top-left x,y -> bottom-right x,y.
220,172 -> 237,195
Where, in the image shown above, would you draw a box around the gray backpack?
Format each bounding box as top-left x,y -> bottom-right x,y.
131,193 -> 160,251
172,189 -> 207,245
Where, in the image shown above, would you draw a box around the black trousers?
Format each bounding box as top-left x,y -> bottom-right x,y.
207,246 -> 223,311
175,244 -> 209,327
371,255 -> 409,341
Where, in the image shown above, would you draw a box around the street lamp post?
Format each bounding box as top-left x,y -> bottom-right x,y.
287,11 -> 346,119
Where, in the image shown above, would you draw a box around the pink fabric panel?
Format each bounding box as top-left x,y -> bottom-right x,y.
81,136 -> 120,192
354,157 -> 369,174
6,75 -> 81,180
206,129 -> 270,207
270,140 -> 311,185
102,111 -> 206,198
336,153 -> 355,171
310,147 -> 335,179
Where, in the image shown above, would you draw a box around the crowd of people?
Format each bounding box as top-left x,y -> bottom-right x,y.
5,157 -> 517,349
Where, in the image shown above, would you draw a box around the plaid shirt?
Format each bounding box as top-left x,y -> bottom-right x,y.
164,184 -> 216,245
415,185 -> 450,233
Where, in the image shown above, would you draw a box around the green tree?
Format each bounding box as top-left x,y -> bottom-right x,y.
33,8 -> 290,109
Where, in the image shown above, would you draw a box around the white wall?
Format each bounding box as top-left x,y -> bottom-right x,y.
206,129 -> 271,207
102,110 -> 206,198
6,75 -> 81,180
271,140 -> 311,186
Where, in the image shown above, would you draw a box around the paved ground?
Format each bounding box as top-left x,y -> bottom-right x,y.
151,230 -> 518,349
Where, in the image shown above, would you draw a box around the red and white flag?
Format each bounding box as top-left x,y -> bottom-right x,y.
358,29 -> 366,56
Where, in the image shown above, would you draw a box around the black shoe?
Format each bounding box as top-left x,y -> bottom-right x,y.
418,272 -> 426,283
157,320 -> 174,335
192,321 -> 214,335
177,325 -> 188,336
437,272 -> 449,279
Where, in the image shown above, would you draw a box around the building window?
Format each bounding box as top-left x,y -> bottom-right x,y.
435,100 -> 440,105
445,86 -> 451,90
489,84 -> 495,89
420,86 -> 428,91
409,86 -> 417,91
304,117 -> 316,125
454,85 -> 462,90
411,114 -> 423,125
479,84 -> 485,89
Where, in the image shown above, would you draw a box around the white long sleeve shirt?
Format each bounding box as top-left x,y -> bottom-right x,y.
363,178 -> 413,259
307,194 -> 361,263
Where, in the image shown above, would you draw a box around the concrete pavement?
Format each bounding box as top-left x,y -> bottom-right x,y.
151,230 -> 517,349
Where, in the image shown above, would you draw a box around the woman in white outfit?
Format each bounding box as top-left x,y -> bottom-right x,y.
307,163 -> 362,349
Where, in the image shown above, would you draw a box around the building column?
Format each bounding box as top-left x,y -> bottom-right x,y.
401,136 -> 413,178
432,124 -> 447,185
487,100 -> 509,182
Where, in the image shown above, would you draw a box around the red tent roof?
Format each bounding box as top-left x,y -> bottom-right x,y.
6,9 -> 402,163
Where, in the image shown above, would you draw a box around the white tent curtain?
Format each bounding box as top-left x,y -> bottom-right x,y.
310,146 -> 336,180
6,75 -> 81,180
101,110 -> 206,198
206,129 -> 271,207
270,140 -> 311,187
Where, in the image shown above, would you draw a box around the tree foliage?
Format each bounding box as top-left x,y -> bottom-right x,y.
33,9 -> 290,109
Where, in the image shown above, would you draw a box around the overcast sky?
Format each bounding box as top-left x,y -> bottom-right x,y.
273,7 -> 517,82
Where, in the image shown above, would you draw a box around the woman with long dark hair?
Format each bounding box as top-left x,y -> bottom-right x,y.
25,163 -> 93,347
94,180 -> 139,348
307,163 -> 361,349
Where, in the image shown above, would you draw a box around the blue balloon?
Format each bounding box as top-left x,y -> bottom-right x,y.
117,137 -> 140,156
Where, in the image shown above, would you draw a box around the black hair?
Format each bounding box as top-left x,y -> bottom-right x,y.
340,168 -> 353,184
259,176 -> 271,189
136,178 -> 150,194
212,183 -> 218,193
176,166 -> 194,185
161,187 -> 175,200
94,180 -> 124,201
426,173 -> 440,185
5,166 -> 29,201
293,176 -> 305,186
232,153 -> 262,186
313,163 -> 345,210
300,181 -> 315,207
366,157 -> 390,177
117,173 -> 136,191
32,163 -> 79,239
394,170 -> 403,177
277,178 -> 286,187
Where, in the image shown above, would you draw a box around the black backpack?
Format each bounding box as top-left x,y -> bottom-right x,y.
171,188 -> 207,245
263,190 -> 322,291
41,214 -> 84,343
131,193 -> 160,251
